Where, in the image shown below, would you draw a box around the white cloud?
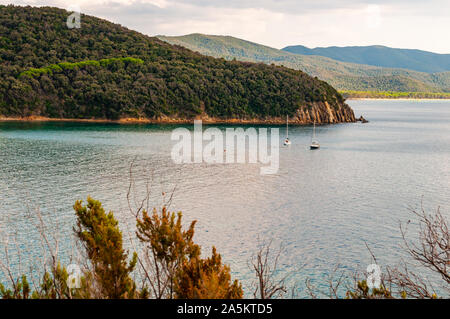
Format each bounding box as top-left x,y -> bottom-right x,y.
1,0 -> 449,53
365,4 -> 382,29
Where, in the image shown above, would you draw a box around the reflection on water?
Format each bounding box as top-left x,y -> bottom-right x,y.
0,100 -> 449,296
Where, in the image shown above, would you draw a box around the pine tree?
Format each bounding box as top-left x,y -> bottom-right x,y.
73,197 -> 137,299
136,207 -> 200,298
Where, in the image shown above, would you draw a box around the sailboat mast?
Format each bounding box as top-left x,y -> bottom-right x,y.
313,120 -> 316,140
286,115 -> 288,138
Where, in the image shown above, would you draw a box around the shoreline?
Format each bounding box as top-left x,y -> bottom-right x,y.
0,116 -> 356,125
346,98 -> 450,101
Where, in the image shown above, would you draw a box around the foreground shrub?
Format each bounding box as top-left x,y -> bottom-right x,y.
1,195 -> 447,299
74,197 -> 137,299
175,247 -> 243,299
136,207 -> 200,298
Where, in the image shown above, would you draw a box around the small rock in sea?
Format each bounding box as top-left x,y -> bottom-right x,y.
357,115 -> 369,123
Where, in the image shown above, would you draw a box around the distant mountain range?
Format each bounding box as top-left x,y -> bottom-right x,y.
282,45 -> 450,74
158,34 -> 450,93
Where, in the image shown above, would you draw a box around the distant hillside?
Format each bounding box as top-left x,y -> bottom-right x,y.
158,34 -> 450,93
0,6 -> 355,124
282,45 -> 450,74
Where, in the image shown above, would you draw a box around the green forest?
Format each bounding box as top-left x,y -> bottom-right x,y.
0,5 -> 352,121
340,91 -> 450,99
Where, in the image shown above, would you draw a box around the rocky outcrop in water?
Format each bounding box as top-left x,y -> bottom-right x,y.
356,115 -> 369,123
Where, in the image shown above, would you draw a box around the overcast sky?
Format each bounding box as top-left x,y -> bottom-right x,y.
2,0 -> 450,53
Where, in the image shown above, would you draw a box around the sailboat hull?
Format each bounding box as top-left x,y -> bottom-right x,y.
310,121 -> 319,149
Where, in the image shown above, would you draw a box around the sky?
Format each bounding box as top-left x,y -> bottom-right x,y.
2,0 -> 450,53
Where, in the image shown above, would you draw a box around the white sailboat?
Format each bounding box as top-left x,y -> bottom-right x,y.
284,115 -> 291,146
310,120 -> 320,149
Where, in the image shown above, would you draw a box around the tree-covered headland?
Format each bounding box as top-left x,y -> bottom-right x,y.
0,5 -> 354,123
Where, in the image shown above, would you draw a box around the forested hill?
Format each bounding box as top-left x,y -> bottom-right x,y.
0,6 -> 355,124
158,34 -> 450,94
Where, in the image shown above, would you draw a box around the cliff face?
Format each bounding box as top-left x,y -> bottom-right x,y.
294,101 -> 356,124
180,100 -> 355,124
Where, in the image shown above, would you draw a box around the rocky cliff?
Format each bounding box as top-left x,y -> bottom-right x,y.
293,101 -> 356,124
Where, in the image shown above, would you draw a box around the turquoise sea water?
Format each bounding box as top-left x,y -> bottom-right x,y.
1,99 -> 449,296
